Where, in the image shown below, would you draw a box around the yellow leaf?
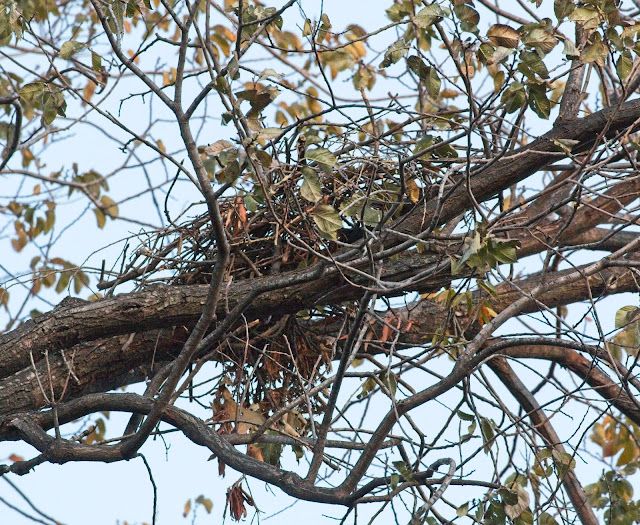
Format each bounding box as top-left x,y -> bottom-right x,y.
100,196 -> 119,218
406,179 -> 420,203
94,208 -> 106,229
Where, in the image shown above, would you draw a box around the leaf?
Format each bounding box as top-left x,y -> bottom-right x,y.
256,441 -> 282,466
244,193 -> 260,212
59,40 -> 85,60
457,502 -> 469,517
183,499 -> 191,517
527,82 -> 550,120
503,484 -> 530,520
302,18 -> 312,37
381,371 -> 397,397
617,50 -> 633,80
358,376 -> 376,398
581,34 -> 609,66
94,208 -> 106,229
390,473 -> 399,489
519,50 -> 549,79
552,450 -> 576,477
353,65 -> 376,91
406,179 -> 420,203
562,38 -> 580,57
554,0 -> 574,20
522,28 -> 557,54
91,51 -> 102,72
615,306 -> 639,329
487,24 -> 520,48
305,147 -> 337,168
502,81 -> 525,113
453,3 -> 479,34
300,167 -> 322,202
380,38 -> 410,68
314,204 -> 342,236
100,195 -> 119,218
73,270 -> 89,294
195,495 -> 213,513
569,7 -> 600,31
393,460 -> 414,481
43,96 -> 58,125
19,82 -> 45,99
457,410 -> 475,421
256,127 -> 282,141
414,4 -> 445,29
204,139 -> 235,157
407,56 -> 440,98
552,138 -> 580,152
480,417 -> 495,453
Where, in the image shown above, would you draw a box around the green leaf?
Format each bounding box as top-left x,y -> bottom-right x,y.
390,473 -> 399,490
91,51 -> 102,72
380,38 -> 410,68
453,3 -> 479,34
502,81 -> 525,113
407,56 -> 440,98
55,271 -> 70,293
527,83 -> 550,120
19,82 -> 45,99
519,50 -> 549,79
244,193 -> 260,212
562,38 -> 579,57
256,441 -> 282,466
457,410 -> 475,421
43,96 -> 58,125
490,238 -> 520,264
358,376 -> 376,399
554,0 -> 574,20
313,204 -> 342,235
457,502 -> 469,517
305,147 -> 337,168
552,450 -> 576,477
615,306 -> 639,329
414,4 -> 445,29
480,417 -> 495,453
581,34 -> 609,66
569,7 -> 600,31
292,444 -> 304,462
73,270 -> 89,294
392,460 -> 414,481
617,50 -> 633,80
381,371 -> 397,397
522,28 -> 557,54
59,40 -> 85,60
300,167 -> 323,202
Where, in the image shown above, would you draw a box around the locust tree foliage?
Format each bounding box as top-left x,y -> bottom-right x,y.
2,0 -> 640,523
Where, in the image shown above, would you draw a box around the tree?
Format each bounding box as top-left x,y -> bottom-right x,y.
2,0 -> 640,522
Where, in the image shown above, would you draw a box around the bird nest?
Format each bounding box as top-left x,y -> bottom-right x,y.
100,148 -> 432,291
